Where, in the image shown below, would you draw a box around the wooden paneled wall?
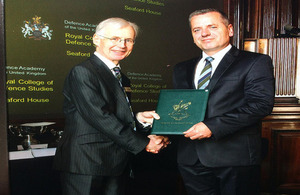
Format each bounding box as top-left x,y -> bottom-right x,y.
0,0 -> 10,194
269,38 -> 298,96
226,0 -> 300,101
224,0 -> 300,47
244,38 -> 299,97
225,0 -> 300,194
262,107 -> 300,194
244,0 -> 299,39
223,0 -> 244,48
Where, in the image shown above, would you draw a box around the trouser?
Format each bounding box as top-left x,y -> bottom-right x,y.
178,160 -> 260,195
60,171 -> 128,195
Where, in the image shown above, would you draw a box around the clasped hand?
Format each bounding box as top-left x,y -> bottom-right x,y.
146,135 -> 170,154
136,111 -> 170,154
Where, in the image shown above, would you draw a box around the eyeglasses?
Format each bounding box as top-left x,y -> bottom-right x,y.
97,34 -> 135,45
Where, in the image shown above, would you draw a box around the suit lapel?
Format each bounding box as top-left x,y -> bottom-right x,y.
89,55 -> 130,109
208,47 -> 239,92
89,55 -> 118,88
188,57 -> 201,89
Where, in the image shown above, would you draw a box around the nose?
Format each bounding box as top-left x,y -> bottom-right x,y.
201,28 -> 210,37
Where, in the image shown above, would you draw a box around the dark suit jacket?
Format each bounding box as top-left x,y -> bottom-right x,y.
53,54 -> 149,176
173,46 -> 275,167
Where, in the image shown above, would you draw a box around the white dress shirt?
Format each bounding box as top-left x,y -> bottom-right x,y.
194,44 -> 232,88
94,51 -> 121,77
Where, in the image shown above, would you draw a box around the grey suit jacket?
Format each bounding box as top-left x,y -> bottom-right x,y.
53,54 -> 149,176
173,46 -> 275,167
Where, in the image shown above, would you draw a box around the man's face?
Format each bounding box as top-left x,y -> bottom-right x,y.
93,25 -> 135,64
190,12 -> 233,56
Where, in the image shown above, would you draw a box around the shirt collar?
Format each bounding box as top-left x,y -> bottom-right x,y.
94,51 -> 121,70
202,44 -> 232,63
194,44 -> 232,88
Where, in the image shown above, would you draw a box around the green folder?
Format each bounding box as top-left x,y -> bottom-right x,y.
151,89 -> 209,135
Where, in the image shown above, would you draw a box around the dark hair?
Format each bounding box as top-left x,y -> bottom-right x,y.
189,8 -> 230,26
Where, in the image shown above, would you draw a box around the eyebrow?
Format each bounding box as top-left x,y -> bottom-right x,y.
192,24 -> 218,29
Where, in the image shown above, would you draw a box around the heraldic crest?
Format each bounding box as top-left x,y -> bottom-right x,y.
21,15 -> 53,40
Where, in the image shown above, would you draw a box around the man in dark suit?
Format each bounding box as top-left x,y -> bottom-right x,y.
173,9 -> 275,194
53,17 -> 168,195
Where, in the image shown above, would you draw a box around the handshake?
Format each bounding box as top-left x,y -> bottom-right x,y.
136,111 -> 170,154
146,134 -> 170,154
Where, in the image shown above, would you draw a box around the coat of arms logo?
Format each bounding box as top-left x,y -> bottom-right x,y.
21,16 -> 53,40
168,100 -> 191,121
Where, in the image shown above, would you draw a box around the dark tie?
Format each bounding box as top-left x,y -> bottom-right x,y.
197,57 -> 214,89
113,67 -> 122,82
112,66 -> 136,130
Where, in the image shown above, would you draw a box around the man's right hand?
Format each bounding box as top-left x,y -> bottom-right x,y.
145,135 -> 169,153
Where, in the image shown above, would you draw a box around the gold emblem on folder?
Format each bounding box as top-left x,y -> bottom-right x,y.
168,100 -> 191,121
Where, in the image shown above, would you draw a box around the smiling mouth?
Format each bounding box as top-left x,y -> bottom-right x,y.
201,38 -> 213,42
113,50 -> 126,54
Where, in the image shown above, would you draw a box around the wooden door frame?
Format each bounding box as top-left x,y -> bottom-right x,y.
0,0 -> 10,194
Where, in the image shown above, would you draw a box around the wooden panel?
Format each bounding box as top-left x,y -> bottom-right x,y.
246,0 -> 261,38
243,0 -> 299,39
244,38 -> 298,97
262,105 -> 300,194
0,0 -> 10,194
261,0 -> 276,38
276,0 -> 293,34
224,0 -> 244,48
298,0 -> 300,26
228,0 -> 300,45
261,121 -> 300,192
268,38 -> 298,96
273,130 -> 300,193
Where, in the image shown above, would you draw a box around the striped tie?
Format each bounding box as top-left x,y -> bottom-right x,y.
112,67 -> 136,130
197,57 -> 214,89
113,67 -> 122,82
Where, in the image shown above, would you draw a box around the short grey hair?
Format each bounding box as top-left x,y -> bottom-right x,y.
95,17 -> 139,38
189,8 -> 230,26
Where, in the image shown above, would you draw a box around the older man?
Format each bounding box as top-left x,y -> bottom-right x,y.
53,17 -> 168,195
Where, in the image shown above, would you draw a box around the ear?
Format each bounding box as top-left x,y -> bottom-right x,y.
228,24 -> 234,37
93,34 -> 100,47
